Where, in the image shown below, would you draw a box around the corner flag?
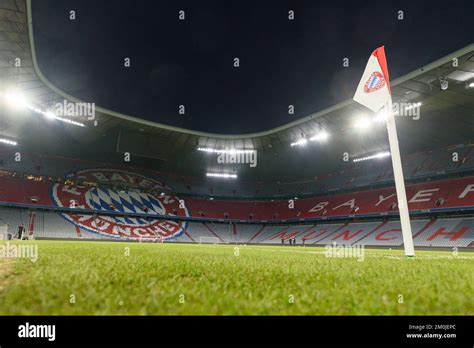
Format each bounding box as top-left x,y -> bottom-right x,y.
353,46 -> 415,257
353,46 -> 391,112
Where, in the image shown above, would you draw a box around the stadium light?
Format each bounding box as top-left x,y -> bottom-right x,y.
198,147 -> 254,154
206,172 -> 237,179
352,151 -> 391,163
44,111 -> 57,120
53,115 -> 86,127
3,90 -> 27,109
373,110 -> 388,123
26,106 -> 85,127
310,131 -> 329,142
353,116 -> 372,130
0,138 -> 17,146
290,138 -> 308,147
469,82 -> 474,88
2,89 -> 86,127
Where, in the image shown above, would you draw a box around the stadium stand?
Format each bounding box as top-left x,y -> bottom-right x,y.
1,170 -> 474,219
1,144 -> 474,251
0,143 -> 473,199
1,206 -> 473,247
1,142 -> 474,248
0,0 -> 472,255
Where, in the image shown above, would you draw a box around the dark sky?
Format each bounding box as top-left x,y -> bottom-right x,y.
32,0 -> 473,134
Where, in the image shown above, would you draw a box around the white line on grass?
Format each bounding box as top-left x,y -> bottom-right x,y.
188,243 -> 474,260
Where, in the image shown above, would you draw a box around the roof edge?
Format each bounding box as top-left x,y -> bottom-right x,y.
26,0 -> 474,139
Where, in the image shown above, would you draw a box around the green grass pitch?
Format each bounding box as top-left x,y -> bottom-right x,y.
0,240 -> 473,315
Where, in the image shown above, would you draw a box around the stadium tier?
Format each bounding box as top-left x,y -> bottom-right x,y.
0,143 -> 473,198
1,207 -> 473,248
0,170 -> 473,220
1,146 -> 473,249
0,164 -> 473,248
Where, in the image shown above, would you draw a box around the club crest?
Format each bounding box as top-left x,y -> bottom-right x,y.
364,71 -> 386,93
51,168 -> 189,240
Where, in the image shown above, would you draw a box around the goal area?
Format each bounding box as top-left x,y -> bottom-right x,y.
199,236 -> 220,244
0,224 -> 8,240
138,235 -> 164,243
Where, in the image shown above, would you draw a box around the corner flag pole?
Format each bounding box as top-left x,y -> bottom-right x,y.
385,98 -> 415,256
353,46 -> 415,257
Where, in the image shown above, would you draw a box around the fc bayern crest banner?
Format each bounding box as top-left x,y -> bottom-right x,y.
353,46 -> 391,112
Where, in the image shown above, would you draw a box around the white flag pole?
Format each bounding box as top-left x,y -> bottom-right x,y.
385,98 -> 415,257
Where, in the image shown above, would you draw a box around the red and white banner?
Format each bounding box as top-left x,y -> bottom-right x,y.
1,173 -> 474,221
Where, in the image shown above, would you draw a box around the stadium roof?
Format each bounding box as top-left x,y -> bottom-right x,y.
0,0 -> 473,197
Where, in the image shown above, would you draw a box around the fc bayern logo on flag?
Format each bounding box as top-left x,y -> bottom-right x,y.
51,168 -> 189,240
363,71 -> 386,93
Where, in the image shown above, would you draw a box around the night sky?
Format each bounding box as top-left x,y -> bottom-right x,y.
32,0 -> 473,134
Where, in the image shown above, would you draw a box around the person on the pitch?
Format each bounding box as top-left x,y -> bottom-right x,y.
17,223 -> 25,240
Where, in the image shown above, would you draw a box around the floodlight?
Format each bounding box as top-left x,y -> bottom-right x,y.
290,138 -> 308,147
353,151 -> 390,162
4,90 -> 27,109
373,110 -> 388,123
197,147 -> 254,154
0,138 -> 17,146
206,172 -> 237,179
45,111 -> 56,120
310,131 -> 329,142
354,117 -> 371,130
